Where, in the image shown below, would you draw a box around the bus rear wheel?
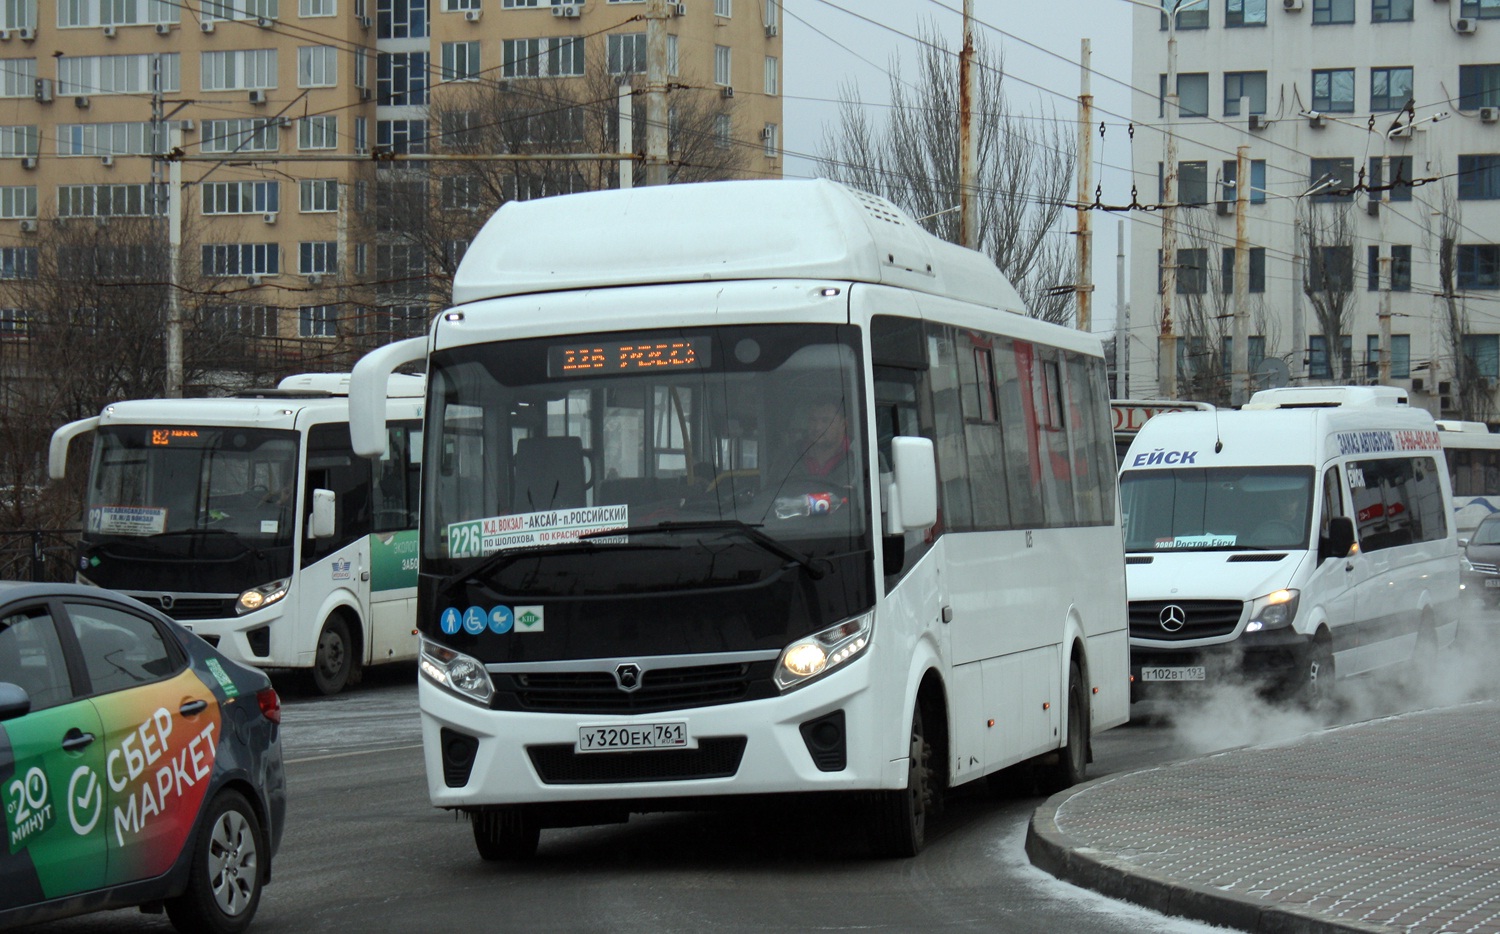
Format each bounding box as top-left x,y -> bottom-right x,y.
869,706 -> 931,858
309,616 -> 355,696
472,807 -> 540,861
1038,660 -> 1089,795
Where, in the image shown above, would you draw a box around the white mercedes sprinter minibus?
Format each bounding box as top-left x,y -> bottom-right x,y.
1119,386 -> 1459,702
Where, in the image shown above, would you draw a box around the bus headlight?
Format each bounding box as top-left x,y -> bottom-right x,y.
419,636 -> 493,705
775,612 -> 873,691
236,578 -> 290,615
1245,589 -> 1299,632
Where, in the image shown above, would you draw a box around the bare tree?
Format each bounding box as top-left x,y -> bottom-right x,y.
1300,201 -> 1357,382
1423,184 -> 1492,421
815,23 -> 1076,324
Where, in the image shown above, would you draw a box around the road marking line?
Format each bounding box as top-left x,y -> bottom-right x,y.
286,742 -> 423,764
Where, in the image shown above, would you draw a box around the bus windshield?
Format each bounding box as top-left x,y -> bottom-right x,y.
1120,466 -> 1315,552
425,323 -> 869,589
85,426 -> 300,553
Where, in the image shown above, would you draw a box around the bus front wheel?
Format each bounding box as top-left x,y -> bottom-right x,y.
472,807 -> 540,861
869,705 -> 931,858
309,616 -> 355,696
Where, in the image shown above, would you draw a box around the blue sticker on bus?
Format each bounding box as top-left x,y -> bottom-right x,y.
463,606 -> 487,635
488,606 -> 513,634
440,607 -> 461,635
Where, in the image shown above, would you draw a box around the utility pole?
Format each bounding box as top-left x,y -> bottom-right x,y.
152,61 -> 185,399
618,84 -> 634,189
1379,255 -> 1392,384
1159,3 -> 1180,399
1231,140 -> 1249,405
958,0 -> 978,251
1292,216 -> 1306,383
643,0 -> 670,186
1075,39 -> 1094,333
1116,219 -> 1128,397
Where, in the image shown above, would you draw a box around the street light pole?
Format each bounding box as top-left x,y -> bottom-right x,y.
1158,0 -> 1181,400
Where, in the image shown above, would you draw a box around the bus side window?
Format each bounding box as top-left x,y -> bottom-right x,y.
302,423 -> 373,568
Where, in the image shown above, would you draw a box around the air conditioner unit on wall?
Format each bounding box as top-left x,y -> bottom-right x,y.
248,89 -> 267,104
18,219 -> 36,232
74,95 -> 90,108
16,27 -> 34,40
263,212 -> 276,224
1216,199 -> 1231,216
465,8 -> 481,20
1367,198 -> 1381,216
200,20 -> 214,31
764,23 -> 777,37
101,24 -> 115,36
155,22 -> 170,34
1248,114 -> 1267,130
306,273 -> 322,285
721,86 -> 734,98
1457,17 -> 1476,31
19,156 -> 35,169
33,78 -> 51,102
1482,107 -> 1500,123
1282,0 -> 1302,9
247,275 -> 263,286
100,155 -> 114,167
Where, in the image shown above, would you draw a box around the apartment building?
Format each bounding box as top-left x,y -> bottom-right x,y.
0,0 -> 783,368
1125,0 -> 1500,415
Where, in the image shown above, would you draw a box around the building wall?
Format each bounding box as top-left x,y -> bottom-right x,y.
1126,0 -> 1500,415
0,0 -> 783,360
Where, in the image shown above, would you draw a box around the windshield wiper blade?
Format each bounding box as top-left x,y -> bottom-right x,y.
580,520 -> 827,579
440,540 -> 608,592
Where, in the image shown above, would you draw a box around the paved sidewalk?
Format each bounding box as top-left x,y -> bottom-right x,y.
1027,701 -> 1500,934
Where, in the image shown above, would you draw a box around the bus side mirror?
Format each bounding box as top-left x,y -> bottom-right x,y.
308,489 -> 336,539
1321,516 -> 1356,562
887,436 -> 937,534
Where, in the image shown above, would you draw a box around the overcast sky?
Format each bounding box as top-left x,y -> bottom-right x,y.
782,0 -> 1141,333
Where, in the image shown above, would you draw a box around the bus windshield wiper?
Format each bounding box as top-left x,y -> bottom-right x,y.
579,520 -> 827,580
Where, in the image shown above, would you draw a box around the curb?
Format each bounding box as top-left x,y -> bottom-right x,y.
1025,777 -> 1391,934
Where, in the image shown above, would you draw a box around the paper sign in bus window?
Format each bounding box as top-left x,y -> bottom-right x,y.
446,505 -> 629,558
88,506 -> 168,536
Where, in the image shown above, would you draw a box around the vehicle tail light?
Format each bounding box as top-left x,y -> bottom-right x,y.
256,686 -> 282,724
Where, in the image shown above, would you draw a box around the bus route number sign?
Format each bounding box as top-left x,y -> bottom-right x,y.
548,337 -> 710,376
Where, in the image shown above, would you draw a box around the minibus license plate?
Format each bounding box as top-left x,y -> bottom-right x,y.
1485,579 -> 1500,589
578,722 -> 690,753
1141,666 -> 1206,682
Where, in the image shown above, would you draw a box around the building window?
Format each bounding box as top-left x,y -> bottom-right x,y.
1175,248 -> 1209,294
715,0 -> 729,15
1369,66 -> 1412,112
299,304 -> 338,337
1309,335 -> 1353,379
299,241 -> 337,274
1310,156 -> 1356,201
57,122 -> 162,156
1460,154 -> 1500,200
1460,0 -> 1500,17
1221,336 -> 1267,374
0,59 -> 36,98
1368,155 -> 1413,202
764,0 -> 778,28
502,37 -> 581,78
201,304 -> 276,337
762,122 -> 777,158
714,45 -> 731,86
1221,158 -> 1266,203
440,110 -> 481,149
377,0 -> 426,38
202,118 -> 279,153
0,247 -> 37,279
1365,334 -> 1411,378
300,178 -> 337,212
1225,0 -> 1266,26
300,0 -> 335,15
59,0 -> 181,26
764,55 -> 778,95
1392,244 -> 1412,291
714,113 -> 731,149
1464,335 -> 1500,379
1221,246 -> 1266,293
201,180 -> 279,214
1160,0 -> 1208,28
445,0 -> 478,8
607,33 -> 645,75
1179,160 -> 1209,205
354,48 -> 368,88
201,0 -> 278,22
1312,68 -> 1355,113
378,119 -> 426,153
667,34 -> 678,75
378,52 -> 427,104
441,41 -> 479,81
377,243 -> 426,293
355,117 -> 368,153
0,0 -> 36,30
1371,0 -> 1412,21
1312,0 -> 1354,22
1458,64 -> 1500,110
59,53 -> 180,95
1309,245 -> 1355,292
0,125 -> 37,158
200,49 -> 277,91
201,242 -> 280,276
441,175 -> 481,210
298,115 -> 338,150
1223,71 -> 1266,116
1159,72 -> 1209,118
0,308 -> 32,335
0,186 -> 37,218
57,183 -> 163,216
298,46 -> 337,87
1458,244 -> 1500,290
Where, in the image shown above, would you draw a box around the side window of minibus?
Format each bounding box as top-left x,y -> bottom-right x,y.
1318,466 -> 1346,561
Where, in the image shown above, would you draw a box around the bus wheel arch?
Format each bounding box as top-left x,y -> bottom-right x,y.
309,607 -> 362,695
869,668 -> 947,859
1038,649 -> 1089,794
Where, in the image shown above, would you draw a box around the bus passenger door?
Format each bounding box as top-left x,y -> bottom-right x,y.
1310,465 -> 1357,655
368,423 -> 421,665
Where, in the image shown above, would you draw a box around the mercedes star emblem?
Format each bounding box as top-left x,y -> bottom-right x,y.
1159,604 -> 1187,633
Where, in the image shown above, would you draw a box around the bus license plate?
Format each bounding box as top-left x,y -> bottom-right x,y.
1485,579 -> 1500,589
1140,666 -> 1206,682
577,722 -> 690,753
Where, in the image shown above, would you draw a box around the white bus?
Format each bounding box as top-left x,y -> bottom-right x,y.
349,179 -> 1129,859
1437,419 -> 1500,536
48,373 -> 425,694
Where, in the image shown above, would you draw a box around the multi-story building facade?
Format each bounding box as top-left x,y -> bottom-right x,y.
0,0 -> 783,374
1125,0 -> 1500,417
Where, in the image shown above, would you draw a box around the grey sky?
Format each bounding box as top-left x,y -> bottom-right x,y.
782,0 -> 1142,332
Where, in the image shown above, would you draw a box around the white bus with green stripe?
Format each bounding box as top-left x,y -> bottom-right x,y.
48,373 -> 425,694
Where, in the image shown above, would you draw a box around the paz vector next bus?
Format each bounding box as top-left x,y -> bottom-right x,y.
348,179 -> 1129,859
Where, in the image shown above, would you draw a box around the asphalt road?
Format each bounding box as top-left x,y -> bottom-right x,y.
25,607 -> 1500,934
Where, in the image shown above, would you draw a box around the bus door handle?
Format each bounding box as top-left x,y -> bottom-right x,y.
941,605 -> 953,624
